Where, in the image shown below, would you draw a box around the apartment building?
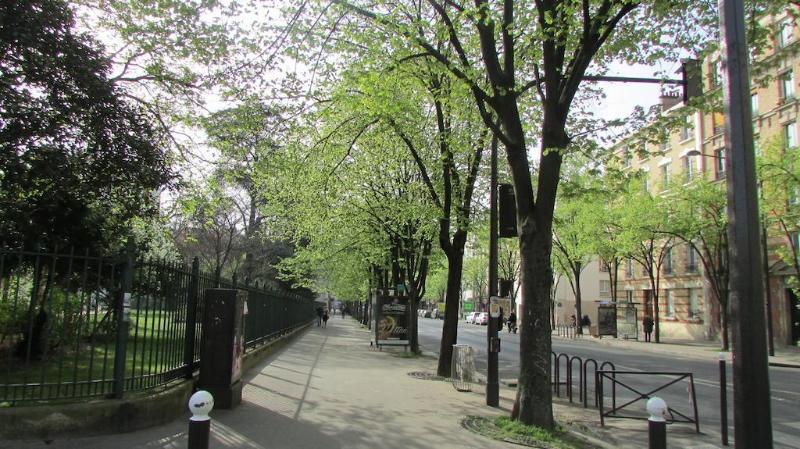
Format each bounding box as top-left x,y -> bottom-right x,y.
605,7 -> 800,345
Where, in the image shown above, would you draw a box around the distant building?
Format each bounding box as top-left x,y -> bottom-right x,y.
595,6 -> 800,346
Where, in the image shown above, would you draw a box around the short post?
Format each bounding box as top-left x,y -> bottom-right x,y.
647,397 -> 667,449
188,390 -> 214,449
719,352 -> 729,446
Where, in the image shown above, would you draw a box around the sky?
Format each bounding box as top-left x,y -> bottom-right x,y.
591,61 -> 681,122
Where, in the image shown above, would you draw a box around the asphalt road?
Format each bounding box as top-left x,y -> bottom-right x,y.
417,317 -> 800,448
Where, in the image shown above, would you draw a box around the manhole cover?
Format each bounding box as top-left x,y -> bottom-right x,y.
407,371 -> 444,381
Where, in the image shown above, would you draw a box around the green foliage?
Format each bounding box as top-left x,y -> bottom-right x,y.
758,135 -> 800,292
0,0 -> 170,251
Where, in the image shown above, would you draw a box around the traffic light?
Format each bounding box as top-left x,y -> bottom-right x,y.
682,59 -> 702,104
498,184 -> 517,238
499,279 -> 514,297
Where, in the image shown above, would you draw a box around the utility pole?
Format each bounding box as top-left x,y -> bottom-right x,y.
487,136 -> 499,407
719,1 -> 773,447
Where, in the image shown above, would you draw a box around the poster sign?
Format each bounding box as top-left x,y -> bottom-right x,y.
376,294 -> 410,346
617,303 -> 638,340
489,297 -> 501,318
597,303 -> 617,338
463,302 -> 474,313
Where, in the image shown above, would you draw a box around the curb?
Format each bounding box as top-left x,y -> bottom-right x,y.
769,361 -> 800,369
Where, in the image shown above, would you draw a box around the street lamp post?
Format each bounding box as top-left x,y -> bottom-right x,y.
719,1 -> 773,447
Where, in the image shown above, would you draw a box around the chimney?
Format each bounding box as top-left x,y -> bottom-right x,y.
659,91 -> 681,111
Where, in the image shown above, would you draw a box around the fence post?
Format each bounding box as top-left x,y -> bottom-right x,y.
111,238 -> 134,399
184,258 -> 200,379
647,397 -> 668,449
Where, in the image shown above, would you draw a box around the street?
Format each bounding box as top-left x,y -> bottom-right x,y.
417,317 -> 800,448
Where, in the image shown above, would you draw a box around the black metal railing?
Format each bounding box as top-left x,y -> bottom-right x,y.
0,245 -> 314,403
551,351 -> 616,409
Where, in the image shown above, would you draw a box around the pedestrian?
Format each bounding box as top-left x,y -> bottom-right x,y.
643,315 -> 654,342
570,314 -> 577,328
322,310 -> 329,328
581,314 -> 591,328
316,306 -> 323,327
507,311 -> 517,333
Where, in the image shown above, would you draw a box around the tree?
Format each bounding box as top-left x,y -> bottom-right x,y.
202,100 -> 287,285
759,136 -> 800,293
619,184 -> 673,343
0,0 -> 170,252
552,189 -> 596,333
311,0 -> 717,428
665,177 -> 730,349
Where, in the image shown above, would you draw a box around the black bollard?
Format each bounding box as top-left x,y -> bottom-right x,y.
188,390 -> 214,449
720,352 -> 729,446
646,397 -> 667,449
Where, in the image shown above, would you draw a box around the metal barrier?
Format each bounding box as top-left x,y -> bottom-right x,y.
596,370 -> 700,433
551,351 -> 615,409
553,324 -> 582,338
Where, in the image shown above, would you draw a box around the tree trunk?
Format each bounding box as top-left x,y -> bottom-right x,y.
437,246 -> 464,377
720,296 -> 730,351
515,227 -> 555,429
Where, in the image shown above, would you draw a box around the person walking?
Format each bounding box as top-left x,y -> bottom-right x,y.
322,310 -> 329,328
643,315 -> 654,342
316,307 -> 324,327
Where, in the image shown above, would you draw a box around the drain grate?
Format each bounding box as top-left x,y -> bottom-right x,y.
407,371 -> 445,381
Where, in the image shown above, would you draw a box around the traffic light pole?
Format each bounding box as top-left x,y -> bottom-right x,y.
487,136 -> 499,407
719,1 -> 773,447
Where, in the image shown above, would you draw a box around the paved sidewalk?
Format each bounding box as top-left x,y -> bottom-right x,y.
554,332 -> 800,368
5,319 -> 518,449
4,319 -> 722,449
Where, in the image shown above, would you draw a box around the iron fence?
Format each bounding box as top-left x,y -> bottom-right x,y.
0,245 -> 314,403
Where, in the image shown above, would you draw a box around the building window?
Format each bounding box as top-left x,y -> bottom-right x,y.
680,116 -> 694,141
686,244 -> 698,272
779,18 -> 794,48
751,93 -> 759,117
599,280 -> 611,295
780,70 -> 795,100
663,247 -> 673,274
712,111 -> 725,135
664,290 -> 675,318
599,262 -> 609,272
623,147 -> 632,167
785,122 -> 797,149
714,148 -> 726,180
625,290 -> 634,303
660,140 -> 669,152
688,288 -> 700,319
625,258 -> 633,278
661,162 -> 671,190
790,186 -> 800,206
710,60 -> 723,88
683,155 -> 696,182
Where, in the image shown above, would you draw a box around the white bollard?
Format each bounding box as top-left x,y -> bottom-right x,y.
646,396 -> 667,449
188,390 -> 214,449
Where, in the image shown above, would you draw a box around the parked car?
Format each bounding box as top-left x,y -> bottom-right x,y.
424,310 -> 432,318
465,312 -> 478,323
476,312 -> 489,325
